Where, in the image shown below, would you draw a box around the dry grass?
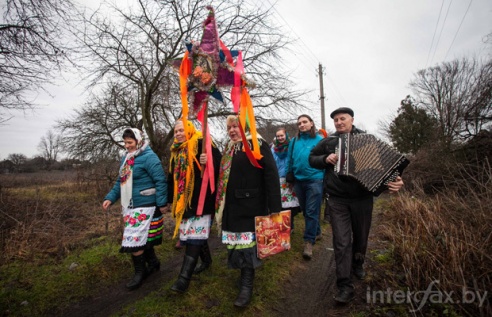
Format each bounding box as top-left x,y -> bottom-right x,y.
376,161 -> 492,316
0,171 -> 122,264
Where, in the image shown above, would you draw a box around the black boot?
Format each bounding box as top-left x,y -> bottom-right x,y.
126,254 -> 147,290
194,242 -> 212,274
170,245 -> 200,293
352,253 -> 366,280
144,247 -> 160,275
234,268 -> 255,307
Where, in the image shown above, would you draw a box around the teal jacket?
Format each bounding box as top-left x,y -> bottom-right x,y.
104,146 -> 168,208
287,132 -> 324,181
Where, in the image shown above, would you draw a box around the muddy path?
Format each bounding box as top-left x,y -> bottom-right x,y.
59,232 -> 221,317
272,225 -> 370,317
60,215 -> 372,317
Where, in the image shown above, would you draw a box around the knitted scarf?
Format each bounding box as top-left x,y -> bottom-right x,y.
120,128 -> 148,210
169,120 -> 203,238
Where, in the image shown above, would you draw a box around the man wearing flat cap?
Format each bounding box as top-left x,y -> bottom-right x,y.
309,107 -> 403,304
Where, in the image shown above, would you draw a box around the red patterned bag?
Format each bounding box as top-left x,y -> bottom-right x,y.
255,210 -> 291,259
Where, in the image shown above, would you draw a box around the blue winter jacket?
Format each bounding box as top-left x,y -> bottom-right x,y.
287,132 -> 324,181
104,146 -> 168,208
272,147 -> 289,177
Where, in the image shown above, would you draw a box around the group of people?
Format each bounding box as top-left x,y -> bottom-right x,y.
102,108 -> 403,307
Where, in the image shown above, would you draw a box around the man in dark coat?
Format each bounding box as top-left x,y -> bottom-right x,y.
309,107 -> 403,304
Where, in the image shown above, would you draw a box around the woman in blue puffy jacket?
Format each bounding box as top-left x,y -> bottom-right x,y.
271,128 -> 301,230
102,128 -> 168,290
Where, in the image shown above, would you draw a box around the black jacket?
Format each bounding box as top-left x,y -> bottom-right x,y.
222,139 -> 281,233
167,142 -> 222,218
309,126 -> 373,200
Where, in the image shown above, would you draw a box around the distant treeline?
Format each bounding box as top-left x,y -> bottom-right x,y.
0,155 -> 96,174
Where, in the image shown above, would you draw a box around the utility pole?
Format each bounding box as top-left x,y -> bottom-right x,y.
318,63 -> 326,129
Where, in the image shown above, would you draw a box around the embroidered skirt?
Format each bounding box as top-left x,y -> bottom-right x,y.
222,230 -> 262,269
178,214 -> 212,246
280,177 -> 300,209
120,206 -> 163,253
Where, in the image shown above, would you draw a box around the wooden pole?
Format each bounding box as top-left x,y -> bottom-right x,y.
201,101 -> 208,177
318,63 -> 326,130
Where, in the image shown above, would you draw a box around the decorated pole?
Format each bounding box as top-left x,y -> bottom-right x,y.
174,6 -> 261,214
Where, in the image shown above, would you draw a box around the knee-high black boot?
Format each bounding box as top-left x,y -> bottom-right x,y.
194,242 -> 212,274
143,247 -> 160,275
234,268 -> 255,307
170,245 -> 200,293
126,254 -> 147,290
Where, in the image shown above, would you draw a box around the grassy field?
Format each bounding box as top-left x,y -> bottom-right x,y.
1,170 -> 489,316
0,171 -> 319,316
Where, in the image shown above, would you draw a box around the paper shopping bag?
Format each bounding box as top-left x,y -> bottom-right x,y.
255,210 -> 291,259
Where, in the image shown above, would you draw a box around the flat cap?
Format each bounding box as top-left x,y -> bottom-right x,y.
330,107 -> 354,119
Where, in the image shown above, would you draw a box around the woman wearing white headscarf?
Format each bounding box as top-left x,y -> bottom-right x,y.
102,128 -> 168,290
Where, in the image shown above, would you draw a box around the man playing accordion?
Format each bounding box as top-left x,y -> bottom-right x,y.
309,107 -> 404,304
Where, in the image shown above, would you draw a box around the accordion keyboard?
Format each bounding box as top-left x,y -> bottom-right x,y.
336,134 -> 409,195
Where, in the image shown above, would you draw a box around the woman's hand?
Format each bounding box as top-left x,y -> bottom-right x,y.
199,153 -> 207,165
387,176 -> 404,193
325,154 -> 338,165
102,200 -> 112,210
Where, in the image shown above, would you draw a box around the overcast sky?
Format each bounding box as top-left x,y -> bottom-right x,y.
1,0 -> 491,159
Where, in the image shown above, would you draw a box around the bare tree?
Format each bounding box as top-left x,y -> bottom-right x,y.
7,153 -> 26,172
410,57 -> 492,143
37,129 -> 62,169
67,0 -> 308,159
58,82 -> 142,161
0,0 -> 77,122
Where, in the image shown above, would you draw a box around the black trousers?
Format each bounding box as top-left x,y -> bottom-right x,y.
328,195 -> 373,291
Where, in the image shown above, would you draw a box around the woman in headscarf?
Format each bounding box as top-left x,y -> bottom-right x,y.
167,119 -> 221,293
102,128 -> 168,290
215,115 -> 281,307
271,127 -> 301,231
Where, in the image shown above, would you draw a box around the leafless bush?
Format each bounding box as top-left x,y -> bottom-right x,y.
378,161 -> 492,316
74,159 -> 119,199
0,171 -> 122,264
403,130 -> 492,194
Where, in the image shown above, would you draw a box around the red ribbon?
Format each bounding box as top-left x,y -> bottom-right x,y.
238,120 -> 262,169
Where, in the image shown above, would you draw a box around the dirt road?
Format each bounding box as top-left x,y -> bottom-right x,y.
61,220 -> 370,317
272,225 -> 369,317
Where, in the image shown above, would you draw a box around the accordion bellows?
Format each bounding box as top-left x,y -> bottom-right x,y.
335,134 -> 409,195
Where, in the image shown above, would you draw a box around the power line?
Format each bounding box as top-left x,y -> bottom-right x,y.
260,0 -> 348,109
443,0 -> 473,61
263,0 -> 320,67
326,74 -> 348,107
260,0 -> 319,68
426,0 -> 445,67
430,0 -> 454,66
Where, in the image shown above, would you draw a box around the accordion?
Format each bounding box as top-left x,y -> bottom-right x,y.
335,133 -> 409,195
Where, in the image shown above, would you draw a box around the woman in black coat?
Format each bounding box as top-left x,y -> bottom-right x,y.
167,119 -> 221,293
215,115 -> 281,307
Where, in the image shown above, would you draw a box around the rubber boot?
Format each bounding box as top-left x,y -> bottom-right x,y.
126,254 -> 147,290
233,268 -> 255,307
170,245 -> 200,293
144,247 -> 160,275
193,242 -> 212,274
